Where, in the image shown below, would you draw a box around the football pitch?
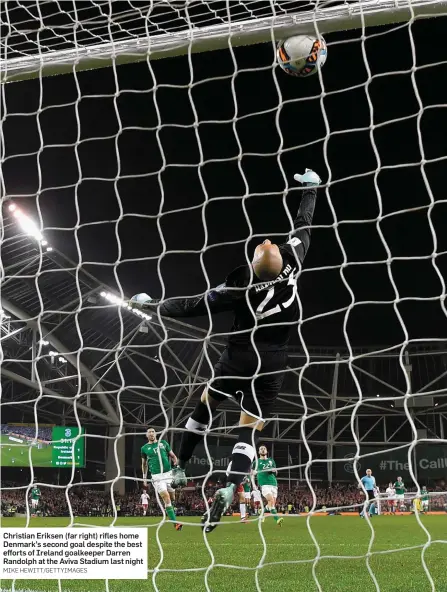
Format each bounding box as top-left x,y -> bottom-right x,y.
0,436 -> 52,467
1,515 -> 446,592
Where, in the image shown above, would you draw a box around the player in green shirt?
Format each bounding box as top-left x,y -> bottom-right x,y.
237,476 -> 251,522
141,428 -> 182,531
30,486 -> 41,515
253,445 -> 283,526
394,476 -> 406,510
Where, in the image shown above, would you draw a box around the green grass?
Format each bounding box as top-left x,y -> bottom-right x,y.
0,435 -> 53,467
1,515 -> 446,592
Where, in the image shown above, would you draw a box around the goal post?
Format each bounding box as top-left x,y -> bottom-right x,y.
1,0 -> 447,83
1,0 -> 447,589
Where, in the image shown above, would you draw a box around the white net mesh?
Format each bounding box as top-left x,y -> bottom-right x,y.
1,0 -> 447,590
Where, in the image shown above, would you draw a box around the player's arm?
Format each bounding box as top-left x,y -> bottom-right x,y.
168,450 -> 178,465
141,456 -> 148,487
164,441 -> 178,466
128,267 -> 247,318
281,169 -> 321,266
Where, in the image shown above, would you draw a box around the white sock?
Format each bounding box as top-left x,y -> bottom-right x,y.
240,503 -> 246,519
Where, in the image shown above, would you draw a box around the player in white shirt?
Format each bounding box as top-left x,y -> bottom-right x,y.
140,491 -> 150,516
251,486 -> 262,514
372,486 -> 381,515
385,482 -> 396,514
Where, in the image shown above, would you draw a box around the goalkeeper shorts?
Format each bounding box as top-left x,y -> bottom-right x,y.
208,347 -> 287,419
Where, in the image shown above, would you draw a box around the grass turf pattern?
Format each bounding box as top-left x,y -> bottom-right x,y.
1,515 -> 446,591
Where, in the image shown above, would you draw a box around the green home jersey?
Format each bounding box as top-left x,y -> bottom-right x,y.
141,440 -> 172,475
421,489 -> 429,501
243,477 -> 251,493
31,487 -> 41,500
394,481 -> 405,495
254,458 -> 277,487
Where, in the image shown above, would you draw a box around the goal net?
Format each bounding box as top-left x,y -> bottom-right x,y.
1,0 -> 447,590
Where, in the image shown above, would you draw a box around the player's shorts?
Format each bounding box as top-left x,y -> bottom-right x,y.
152,471 -> 174,494
395,493 -> 405,502
252,490 -> 262,503
422,500 -> 429,510
31,499 -> 39,508
261,485 -> 278,499
244,492 -> 251,501
365,490 -> 375,501
208,347 -> 287,419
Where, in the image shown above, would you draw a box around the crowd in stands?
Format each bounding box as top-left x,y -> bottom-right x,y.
1,424 -> 52,441
1,481 -> 446,517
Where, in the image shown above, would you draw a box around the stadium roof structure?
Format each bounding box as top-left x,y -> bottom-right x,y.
1,202 -> 446,454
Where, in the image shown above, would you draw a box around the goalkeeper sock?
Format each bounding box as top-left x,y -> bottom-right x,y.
166,504 -> 176,522
270,507 -> 280,522
240,503 -> 246,519
178,401 -> 212,469
227,427 -> 257,488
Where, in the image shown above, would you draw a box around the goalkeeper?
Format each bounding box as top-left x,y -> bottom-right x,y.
130,169 -> 321,532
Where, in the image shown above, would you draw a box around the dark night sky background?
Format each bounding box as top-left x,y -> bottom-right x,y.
2,16 -> 447,349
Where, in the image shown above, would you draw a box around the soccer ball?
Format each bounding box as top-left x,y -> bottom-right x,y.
277,35 -> 327,77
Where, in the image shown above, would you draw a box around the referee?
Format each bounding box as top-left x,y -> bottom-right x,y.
359,468 -> 376,517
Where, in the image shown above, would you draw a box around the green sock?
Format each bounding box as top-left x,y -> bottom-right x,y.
166,505 -> 176,522
270,507 -> 279,522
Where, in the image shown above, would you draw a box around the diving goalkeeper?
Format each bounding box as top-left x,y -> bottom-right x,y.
130,169 -> 321,532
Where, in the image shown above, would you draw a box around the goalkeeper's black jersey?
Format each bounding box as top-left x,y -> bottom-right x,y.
219,246 -> 300,351
145,187 -> 317,352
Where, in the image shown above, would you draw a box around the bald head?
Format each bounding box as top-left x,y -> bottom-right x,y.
252,240 -> 283,281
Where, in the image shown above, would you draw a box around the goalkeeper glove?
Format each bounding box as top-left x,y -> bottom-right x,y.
129,293 -> 153,310
294,168 -> 321,187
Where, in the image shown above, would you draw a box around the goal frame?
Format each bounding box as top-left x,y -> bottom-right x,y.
1,0 -> 446,83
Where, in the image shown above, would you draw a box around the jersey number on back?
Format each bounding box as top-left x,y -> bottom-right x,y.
255,275 -> 297,320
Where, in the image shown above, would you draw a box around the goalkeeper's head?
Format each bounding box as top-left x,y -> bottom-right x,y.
252,240 -> 283,281
146,428 -> 157,442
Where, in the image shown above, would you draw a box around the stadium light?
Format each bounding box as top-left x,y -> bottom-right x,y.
100,291 -> 151,321
39,339 -> 49,346
49,351 -> 58,356
58,356 -> 67,364
8,201 -> 52,249
0,309 -> 11,319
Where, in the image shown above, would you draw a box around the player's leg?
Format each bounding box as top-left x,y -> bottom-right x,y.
203,352 -> 285,532
244,491 -> 251,519
157,480 -> 182,531
238,488 -> 247,522
263,486 -> 283,526
173,350 -> 240,488
142,504 -> 148,516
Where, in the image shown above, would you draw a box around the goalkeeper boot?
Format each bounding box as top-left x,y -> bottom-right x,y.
202,483 -> 235,533
174,523 -> 183,531
171,466 -> 187,489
